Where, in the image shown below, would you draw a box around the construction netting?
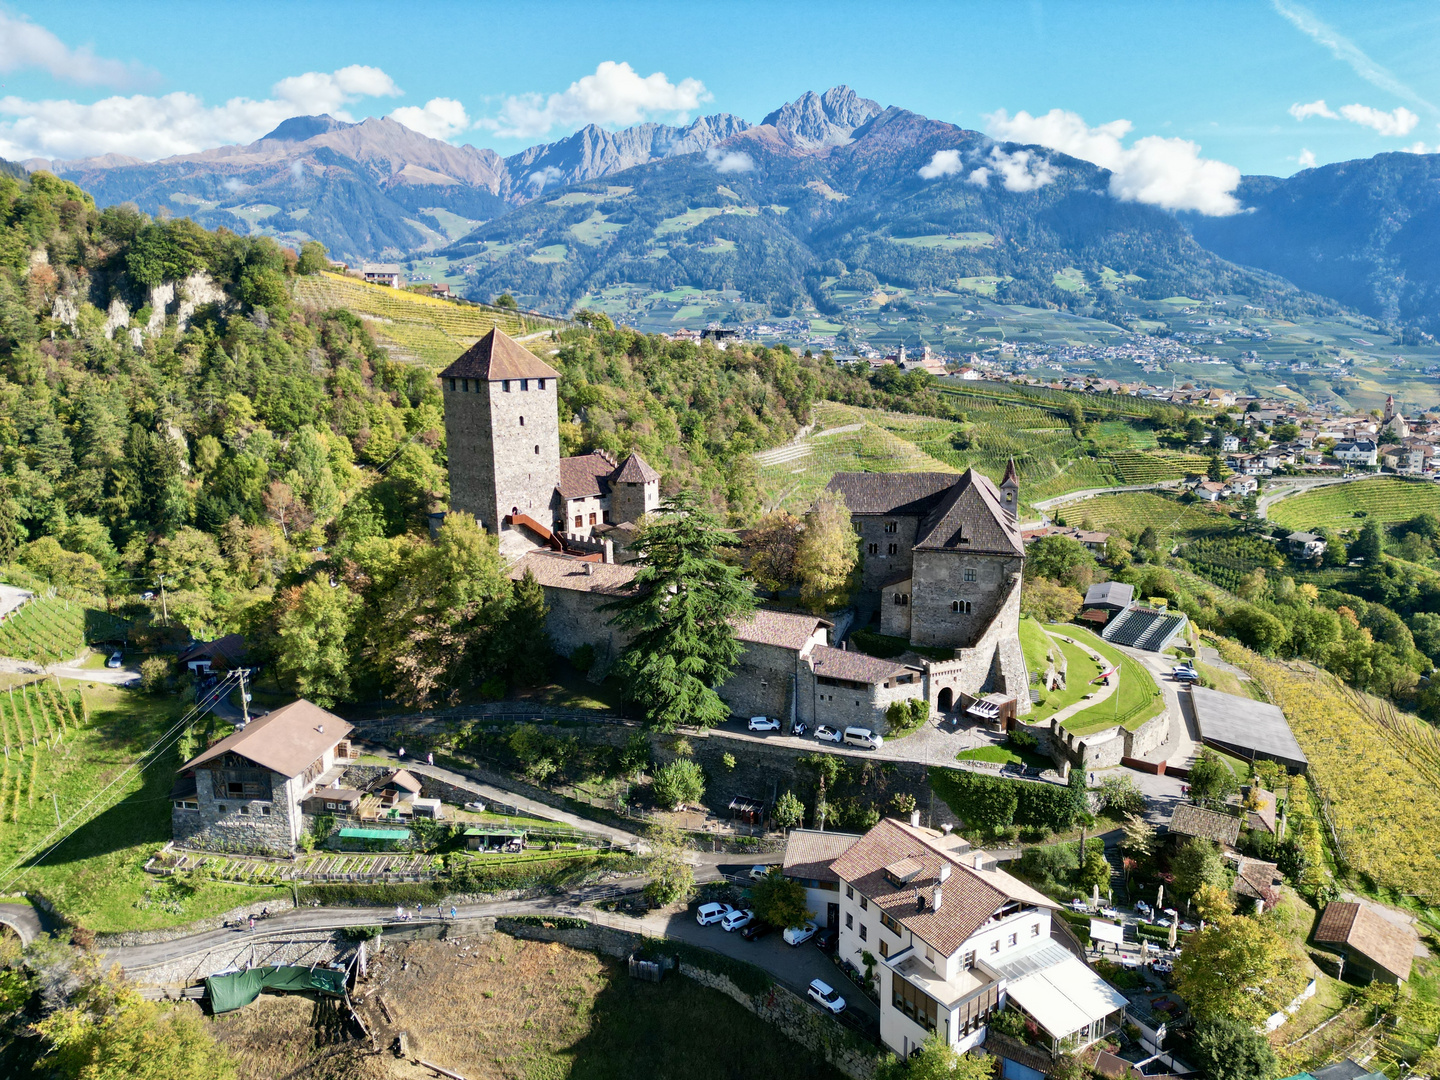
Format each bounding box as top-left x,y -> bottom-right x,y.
206,965 -> 347,1013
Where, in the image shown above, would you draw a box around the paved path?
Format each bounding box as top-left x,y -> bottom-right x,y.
0,903 -> 43,945
1042,632 -> 1118,727
0,586 -> 32,620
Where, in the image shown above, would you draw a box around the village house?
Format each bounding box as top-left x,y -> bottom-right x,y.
1333,439 -> 1378,467
831,816 -> 1128,1059
1286,532 -> 1327,559
1195,481 -> 1227,502
361,263 -> 404,288
1314,902 -> 1418,984
170,699 -> 358,856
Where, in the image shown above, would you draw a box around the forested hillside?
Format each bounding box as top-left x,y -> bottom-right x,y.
0,168 -> 963,709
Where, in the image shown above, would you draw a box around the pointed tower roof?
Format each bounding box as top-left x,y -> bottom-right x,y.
439,328 -> 561,381
1002,457 -> 1019,485
613,452 -> 661,483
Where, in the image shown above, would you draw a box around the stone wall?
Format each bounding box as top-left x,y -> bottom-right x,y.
910,550 -> 1022,651
879,577 -> 914,638
719,641 -> 800,723
1046,700 -> 1170,771
539,583 -> 630,658
922,572 -> 1030,716
442,373 -> 560,534
855,515 -> 923,595
172,765 -> 300,857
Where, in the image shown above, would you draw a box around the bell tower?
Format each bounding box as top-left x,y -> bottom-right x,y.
999,458 -> 1019,520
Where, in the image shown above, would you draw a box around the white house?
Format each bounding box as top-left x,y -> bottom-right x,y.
1334,439 -> 1378,467
1220,434 -> 1241,452
830,817 -> 1128,1060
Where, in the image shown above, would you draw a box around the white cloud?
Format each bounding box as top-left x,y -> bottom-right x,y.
1289,99 -> 1338,121
985,108 -> 1241,216
0,13 -> 151,88
966,167 -> 991,187
918,149 -> 965,179
705,147 -> 754,174
486,61 -> 710,139
1338,103 -> 1418,136
1298,149 -> 1317,168
986,147 -> 1056,192
1402,142 -> 1436,155
1272,0 -> 1435,113
389,97 -> 471,140
0,64 -> 403,162
525,165 -> 564,191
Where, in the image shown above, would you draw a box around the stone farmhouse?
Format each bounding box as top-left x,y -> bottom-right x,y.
445,329 -> 1030,730
830,816 -> 1128,1059
170,699 -> 358,856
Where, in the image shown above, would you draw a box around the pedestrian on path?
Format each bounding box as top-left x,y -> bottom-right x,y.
395,905 -> 403,921
248,915 -> 255,932
416,902 -> 423,919
427,751 -> 434,766
398,746 -> 406,760
450,906 -> 456,920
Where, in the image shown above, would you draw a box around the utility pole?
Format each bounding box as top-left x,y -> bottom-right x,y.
239,668 -> 251,726
157,575 -> 169,627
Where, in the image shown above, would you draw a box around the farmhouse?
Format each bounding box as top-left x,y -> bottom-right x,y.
1314,902 -> 1417,984
1286,532 -> 1327,559
361,263 -> 404,288
832,815 -> 1127,1060
1165,802 -> 1241,849
170,699 -> 358,856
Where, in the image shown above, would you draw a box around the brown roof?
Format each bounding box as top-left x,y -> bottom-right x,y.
1244,788 -> 1278,834
385,769 -> 423,793
824,469 -> 1023,557
830,818 -> 1056,956
306,788 -> 363,803
1314,902 -> 1416,981
439,328 -> 561,381
182,699 -> 353,778
508,551 -> 637,595
809,644 -> 919,685
1233,857 -> 1281,901
1166,803 -> 1242,846
782,828 -> 863,883
732,609 -> 830,651
613,452 -> 660,483
558,452 -> 616,500
177,633 -> 248,666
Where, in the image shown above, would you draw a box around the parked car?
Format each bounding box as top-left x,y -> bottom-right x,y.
696,903 -> 735,926
463,801 -> 486,812
807,978 -> 846,1014
1068,899 -> 1091,913
748,864 -> 772,881
843,726 -> 883,750
740,921 -> 773,942
791,721 -> 809,737
106,652 -> 123,669
748,716 -> 780,732
783,921 -> 818,946
815,725 -> 842,744
815,926 -> 838,953
1172,667 -> 1199,683
721,908 -> 754,932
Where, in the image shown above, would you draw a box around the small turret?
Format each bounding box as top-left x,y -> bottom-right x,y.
1000,458 -> 1019,520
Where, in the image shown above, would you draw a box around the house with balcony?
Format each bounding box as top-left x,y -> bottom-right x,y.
830,816 -> 1128,1061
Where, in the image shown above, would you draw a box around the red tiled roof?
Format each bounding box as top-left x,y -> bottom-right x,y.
782,828 -> 863,883
558,452 -> 616,500
809,644 -> 918,685
508,552 -> 637,595
1315,902 -> 1416,981
613,452 -> 660,483
731,609 -> 830,651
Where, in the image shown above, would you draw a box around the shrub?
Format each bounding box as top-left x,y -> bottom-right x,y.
139,656 -> 168,693
651,759 -> 705,810
570,643 -> 596,673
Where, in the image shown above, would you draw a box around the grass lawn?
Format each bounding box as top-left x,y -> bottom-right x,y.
1023,635 -> 1102,726
1058,626 -> 1165,736
211,933 -> 848,1080
1019,616 -> 1054,675
956,743 -> 1053,770
0,680 -> 271,932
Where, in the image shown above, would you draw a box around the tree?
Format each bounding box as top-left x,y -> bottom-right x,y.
651,758 -> 705,810
794,491 -> 858,613
874,1035 -> 995,1080
1187,750 -> 1240,807
34,965 -> 238,1080
1026,534 -> 1096,589
504,568 -> 552,686
750,869 -> 811,929
1225,605 -> 1288,654
272,580 -> 359,708
296,240 -> 329,275
1193,881 -> 1235,922
1021,577 -> 1084,623
605,492 -> 756,731
1207,455 -> 1225,481
139,657 -> 169,694
1079,845 -> 1110,891
1171,838 -> 1230,898
1175,913 -> 1307,1025
1189,1016 -> 1280,1080
1121,812 -> 1158,859
1097,774 -> 1145,815
494,293 -> 519,309
1352,519 -> 1385,567
774,789 -> 805,829
643,826 -> 695,908
744,510 -> 804,593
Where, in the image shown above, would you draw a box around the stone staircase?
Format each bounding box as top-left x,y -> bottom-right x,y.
1103,836 -> 1128,904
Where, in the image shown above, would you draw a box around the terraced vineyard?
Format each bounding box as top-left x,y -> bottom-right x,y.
1054,491 -> 1232,540
1267,477 -> 1440,533
0,595 -> 84,664
292,272 -> 556,366
0,678 -> 84,825
1105,450 -> 1219,485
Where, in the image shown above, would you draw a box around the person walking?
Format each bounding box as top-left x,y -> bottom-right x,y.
395,905 -> 404,921
248,915 -> 255,932
398,746 -> 406,760
450,905 -> 456,920
427,751 -> 434,766
416,902 -> 423,919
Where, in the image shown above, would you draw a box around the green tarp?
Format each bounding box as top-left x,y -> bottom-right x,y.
206,965 -> 347,1013
337,827 -> 410,840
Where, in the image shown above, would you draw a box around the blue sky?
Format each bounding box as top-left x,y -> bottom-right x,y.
2,0 -> 1438,187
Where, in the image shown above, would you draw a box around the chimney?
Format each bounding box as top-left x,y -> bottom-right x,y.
909,809 -> 921,827
938,864 -> 951,884
941,823 -> 953,835
585,562 -> 594,576
317,724 -> 324,734
932,885 -> 943,911
973,853 -> 984,869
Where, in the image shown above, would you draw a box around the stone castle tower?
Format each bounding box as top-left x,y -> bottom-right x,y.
439,329 -> 562,534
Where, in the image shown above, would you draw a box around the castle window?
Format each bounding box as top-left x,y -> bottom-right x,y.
867,543 -> 878,555
952,600 -> 972,614
589,513 -> 597,525
575,515 -> 583,528
521,379 -> 529,391
519,416 -> 525,426
603,511 -> 610,523
534,445 -> 540,455
502,380 -> 510,392
964,568 -> 977,582
887,543 -> 898,556
538,378 -> 546,389
884,520 -> 898,533
448,378 -> 456,392
893,593 -> 908,606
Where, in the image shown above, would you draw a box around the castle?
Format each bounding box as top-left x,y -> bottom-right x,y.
441,328 -> 1029,730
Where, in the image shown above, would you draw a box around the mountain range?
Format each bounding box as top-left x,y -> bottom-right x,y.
19,85 -> 1440,332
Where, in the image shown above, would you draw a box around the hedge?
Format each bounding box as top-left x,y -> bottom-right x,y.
501,915 -> 591,930
931,767 -> 1085,834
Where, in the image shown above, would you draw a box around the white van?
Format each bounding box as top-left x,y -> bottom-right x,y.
843,727 -> 883,750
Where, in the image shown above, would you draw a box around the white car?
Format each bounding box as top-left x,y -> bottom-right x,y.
842,726 -> 883,750
748,716 -> 781,732
464,801 -> 486,812
783,920 -> 818,946
106,651 -> 123,669
748,864 -> 772,881
814,725 -> 842,744
696,902 -> 735,926
1068,899 -> 1090,913
807,978 -> 846,1014
721,909 -> 754,932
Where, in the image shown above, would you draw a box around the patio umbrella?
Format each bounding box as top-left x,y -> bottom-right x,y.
1168,919 -> 1178,950
1156,884 -> 1164,911
1093,884 -> 1100,907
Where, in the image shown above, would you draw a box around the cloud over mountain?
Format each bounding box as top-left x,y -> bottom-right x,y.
486,61 -> 710,140
390,97 -> 471,140
986,108 -> 1241,215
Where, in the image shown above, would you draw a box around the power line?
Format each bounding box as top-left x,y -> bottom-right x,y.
0,669 -> 246,893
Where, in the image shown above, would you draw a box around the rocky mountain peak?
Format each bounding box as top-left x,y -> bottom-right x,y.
260,114 -> 354,143
761,85 -> 883,149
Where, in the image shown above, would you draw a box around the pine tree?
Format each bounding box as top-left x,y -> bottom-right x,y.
506,568 -> 552,686
604,492 -> 756,731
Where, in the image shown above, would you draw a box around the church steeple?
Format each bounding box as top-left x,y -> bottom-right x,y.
1000,458 -> 1019,520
